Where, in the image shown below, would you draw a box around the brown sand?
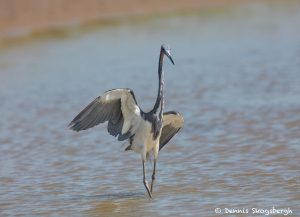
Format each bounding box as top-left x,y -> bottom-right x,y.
0,0 -> 242,40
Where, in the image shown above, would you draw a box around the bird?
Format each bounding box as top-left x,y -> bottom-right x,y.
68,45 -> 184,198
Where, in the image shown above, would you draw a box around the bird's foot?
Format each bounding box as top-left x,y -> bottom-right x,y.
143,179 -> 153,198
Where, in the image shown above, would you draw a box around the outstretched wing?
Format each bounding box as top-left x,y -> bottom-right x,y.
69,88 -> 141,141
159,111 -> 184,151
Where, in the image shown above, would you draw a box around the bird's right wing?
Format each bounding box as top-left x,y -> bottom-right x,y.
68,88 -> 141,141
159,111 -> 184,151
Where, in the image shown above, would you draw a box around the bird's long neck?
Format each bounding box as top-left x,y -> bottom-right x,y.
152,48 -> 164,117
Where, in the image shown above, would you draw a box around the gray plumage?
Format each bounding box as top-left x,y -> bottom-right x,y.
159,111 -> 184,151
69,88 -> 136,141
68,45 -> 183,198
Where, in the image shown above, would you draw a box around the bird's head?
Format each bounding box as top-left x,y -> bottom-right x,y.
161,44 -> 175,65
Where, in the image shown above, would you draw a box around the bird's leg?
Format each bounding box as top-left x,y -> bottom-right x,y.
150,145 -> 159,193
150,159 -> 156,193
143,160 -> 152,198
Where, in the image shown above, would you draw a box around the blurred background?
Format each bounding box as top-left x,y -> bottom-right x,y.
0,0 -> 299,216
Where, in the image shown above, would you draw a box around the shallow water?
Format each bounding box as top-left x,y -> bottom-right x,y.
1,2 -> 300,217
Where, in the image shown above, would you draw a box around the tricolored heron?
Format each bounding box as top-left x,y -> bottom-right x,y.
69,45 -> 184,198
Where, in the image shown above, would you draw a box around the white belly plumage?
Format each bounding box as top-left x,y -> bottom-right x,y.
129,119 -> 160,155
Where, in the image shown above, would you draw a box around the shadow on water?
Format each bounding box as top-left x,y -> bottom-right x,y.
71,191 -> 145,201
84,192 -> 149,217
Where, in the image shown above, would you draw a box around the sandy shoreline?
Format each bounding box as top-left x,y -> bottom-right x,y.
0,0 -> 243,41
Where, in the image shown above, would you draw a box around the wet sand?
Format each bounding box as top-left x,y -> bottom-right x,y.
1,0 -> 246,40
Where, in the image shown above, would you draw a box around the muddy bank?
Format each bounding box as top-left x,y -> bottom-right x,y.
1,0 -> 245,40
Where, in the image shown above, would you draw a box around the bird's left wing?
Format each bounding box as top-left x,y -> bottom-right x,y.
69,88 -> 141,141
159,111 -> 184,151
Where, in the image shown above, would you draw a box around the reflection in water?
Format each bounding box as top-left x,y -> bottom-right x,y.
87,194 -> 147,217
1,1 -> 300,216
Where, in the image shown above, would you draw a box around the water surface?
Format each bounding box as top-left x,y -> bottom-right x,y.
0,2 -> 300,216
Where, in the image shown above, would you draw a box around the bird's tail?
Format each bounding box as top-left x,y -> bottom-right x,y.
124,143 -> 132,151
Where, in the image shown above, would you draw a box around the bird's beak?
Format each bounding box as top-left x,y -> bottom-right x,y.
166,52 -> 175,65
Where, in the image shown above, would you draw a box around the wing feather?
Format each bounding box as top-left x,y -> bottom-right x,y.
159,111 -> 184,151
69,88 -> 141,141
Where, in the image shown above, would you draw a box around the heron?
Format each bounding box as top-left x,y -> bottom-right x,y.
68,45 -> 184,198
